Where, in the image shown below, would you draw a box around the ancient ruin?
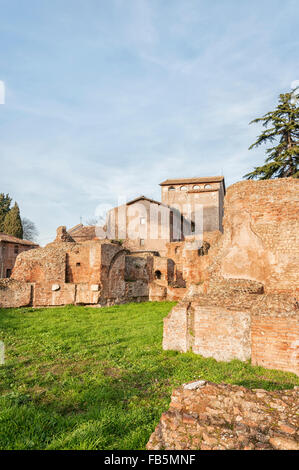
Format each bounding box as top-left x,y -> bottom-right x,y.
0,177 -> 298,378
0,233 -> 38,278
0,176 -> 298,452
147,380 -> 299,450
0,223 -> 213,308
163,178 -> 299,375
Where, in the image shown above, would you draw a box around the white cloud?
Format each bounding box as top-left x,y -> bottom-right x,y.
1,0 -> 298,245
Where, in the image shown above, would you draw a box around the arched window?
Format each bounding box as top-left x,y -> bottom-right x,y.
180,186 -> 187,191
168,186 -> 175,191
193,185 -> 200,190
155,270 -> 162,280
204,184 -> 212,189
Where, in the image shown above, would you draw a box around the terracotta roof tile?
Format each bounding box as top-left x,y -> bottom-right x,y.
160,176 -> 224,186
67,225 -> 96,240
0,232 -> 38,246
126,195 -> 163,206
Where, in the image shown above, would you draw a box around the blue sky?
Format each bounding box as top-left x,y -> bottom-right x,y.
0,0 -> 298,244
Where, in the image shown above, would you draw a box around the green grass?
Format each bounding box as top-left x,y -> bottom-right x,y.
0,302 -> 298,450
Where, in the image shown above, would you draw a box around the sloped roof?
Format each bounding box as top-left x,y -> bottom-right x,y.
68,223 -> 83,233
126,195 -> 164,206
159,176 -> 224,186
68,224 -> 96,239
0,232 -> 38,246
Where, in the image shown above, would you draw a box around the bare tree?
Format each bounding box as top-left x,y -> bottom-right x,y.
22,217 -> 39,242
85,217 -> 98,226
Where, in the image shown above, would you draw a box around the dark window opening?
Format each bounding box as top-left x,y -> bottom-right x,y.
198,241 -> 210,256
6,269 -> 12,278
155,270 -> 162,280
14,245 -> 19,254
76,262 -> 81,267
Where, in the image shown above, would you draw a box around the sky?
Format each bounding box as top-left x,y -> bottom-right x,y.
0,0 -> 298,245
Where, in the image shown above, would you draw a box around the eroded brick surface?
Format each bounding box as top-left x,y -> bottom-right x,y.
147,381 -> 299,450
205,178 -> 299,294
163,179 -> 299,375
0,279 -> 33,308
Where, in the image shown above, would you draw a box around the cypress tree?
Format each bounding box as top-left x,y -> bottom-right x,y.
0,193 -> 12,232
3,202 -> 23,239
244,87 -> 299,179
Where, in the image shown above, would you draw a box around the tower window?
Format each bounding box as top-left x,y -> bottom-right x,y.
155,270 -> 162,280
180,186 -> 187,191
168,186 -> 175,191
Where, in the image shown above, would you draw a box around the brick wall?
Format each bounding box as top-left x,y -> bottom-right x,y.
147,381 -> 299,450
0,242 -> 37,279
163,302 -> 190,352
163,178 -> 298,377
66,242 -> 103,284
124,255 -> 152,282
12,244 -> 68,283
163,301 -> 251,361
192,304 -> 251,362
206,178 -> 299,294
166,231 -> 221,288
251,313 -> 299,375
163,291 -> 298,375
0,279 -> 33,308
34,283 -> 76,307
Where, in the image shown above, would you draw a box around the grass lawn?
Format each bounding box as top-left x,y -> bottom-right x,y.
0,301 -> 298,450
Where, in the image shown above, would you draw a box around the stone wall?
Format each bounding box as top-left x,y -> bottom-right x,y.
0,239 -> 38,279
0,279 -> 33,308
161,178 -> 225,232
88,246 -> 150,304
65,242 -> 103,284
163,298 -> 251,363
34,283 -> 76,307
12,244 -> 69,284
163,289 -> 299,375
147,380 -> 299,450
205,178 -> 299,294
163,179 -> 299,375
166,231 -> 221,288
251,311 -> 298,376
3,223 -> 223,309
124,255 -> 153,283
1,237 -> 161,308
192,304 -> 251,362
106,198 -> 172,256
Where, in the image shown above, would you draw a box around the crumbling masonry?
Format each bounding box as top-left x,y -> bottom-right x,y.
0,178 -> 298,376
163,178 -> 299,375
